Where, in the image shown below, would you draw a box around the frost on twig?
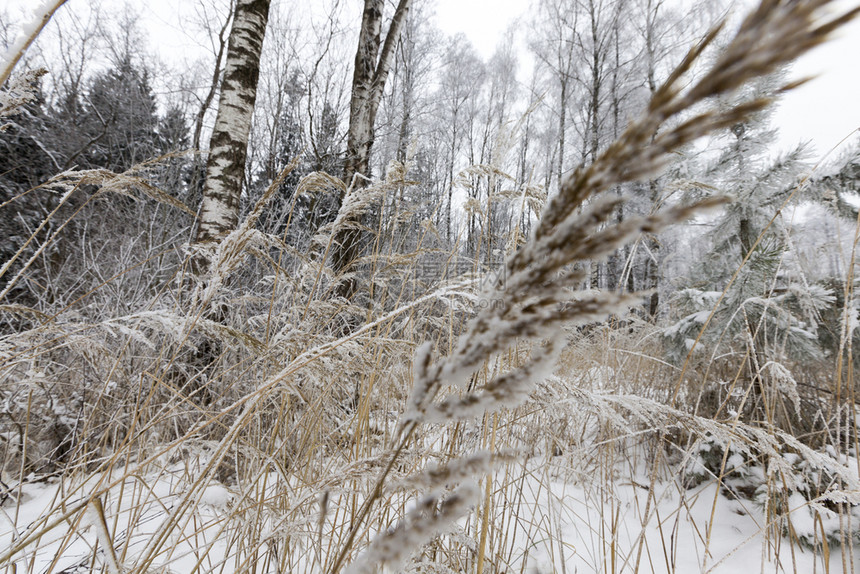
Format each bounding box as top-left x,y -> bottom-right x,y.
0,0 -> 67,89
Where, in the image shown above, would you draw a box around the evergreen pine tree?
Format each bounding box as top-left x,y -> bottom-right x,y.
664,76 -> 831,375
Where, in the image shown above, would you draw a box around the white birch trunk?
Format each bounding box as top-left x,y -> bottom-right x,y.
331,0 -> 412,297
195,0 -> 271,247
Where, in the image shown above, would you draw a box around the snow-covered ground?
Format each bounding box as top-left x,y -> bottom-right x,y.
3,454 -> 856,573
520,470 -> 855,573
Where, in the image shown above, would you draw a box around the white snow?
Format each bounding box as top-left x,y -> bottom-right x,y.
2,455 -> 856,573
200,483 -> 231,508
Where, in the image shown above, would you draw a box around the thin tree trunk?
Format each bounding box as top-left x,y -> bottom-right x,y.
189,3 -> 234,208
195,0 -> 271,250
557,78 -> 567,189
644,0 -> 661,317
192,4 -> 234,154
646,180 -> 660,317
331,0 -> 411,299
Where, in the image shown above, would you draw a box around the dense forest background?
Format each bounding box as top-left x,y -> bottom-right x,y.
2,0 -> 858,315
2,0 -> 860,572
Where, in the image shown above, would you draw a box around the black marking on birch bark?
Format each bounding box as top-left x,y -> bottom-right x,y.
194,0 -> 271,255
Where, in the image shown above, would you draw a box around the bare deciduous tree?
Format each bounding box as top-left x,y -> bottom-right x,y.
530,0 -> 579,191
191,0 -> 235,156
330,0 -> 411,298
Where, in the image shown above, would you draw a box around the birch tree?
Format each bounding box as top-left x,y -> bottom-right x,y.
530,0 -> 579,191
330,0 -> 412,298
437,35 -> 485,245
195,0 -> 270,248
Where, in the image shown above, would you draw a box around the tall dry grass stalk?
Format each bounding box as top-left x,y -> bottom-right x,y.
329,0 -> 860,569
1,1 -> 859,573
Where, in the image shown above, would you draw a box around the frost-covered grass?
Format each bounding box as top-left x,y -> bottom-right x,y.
3,378 -> 859,574
2,302 -> 859,573
3,0 -> 860,572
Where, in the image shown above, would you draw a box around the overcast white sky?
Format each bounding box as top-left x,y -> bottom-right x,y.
771,12 -> 860,157
435,0 -> 523,56
4,0 -> 860,160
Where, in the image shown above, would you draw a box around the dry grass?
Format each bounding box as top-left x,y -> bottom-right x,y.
1,1 -> 860,573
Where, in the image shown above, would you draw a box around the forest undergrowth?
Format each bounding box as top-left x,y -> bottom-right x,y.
2,0 -> 860,573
